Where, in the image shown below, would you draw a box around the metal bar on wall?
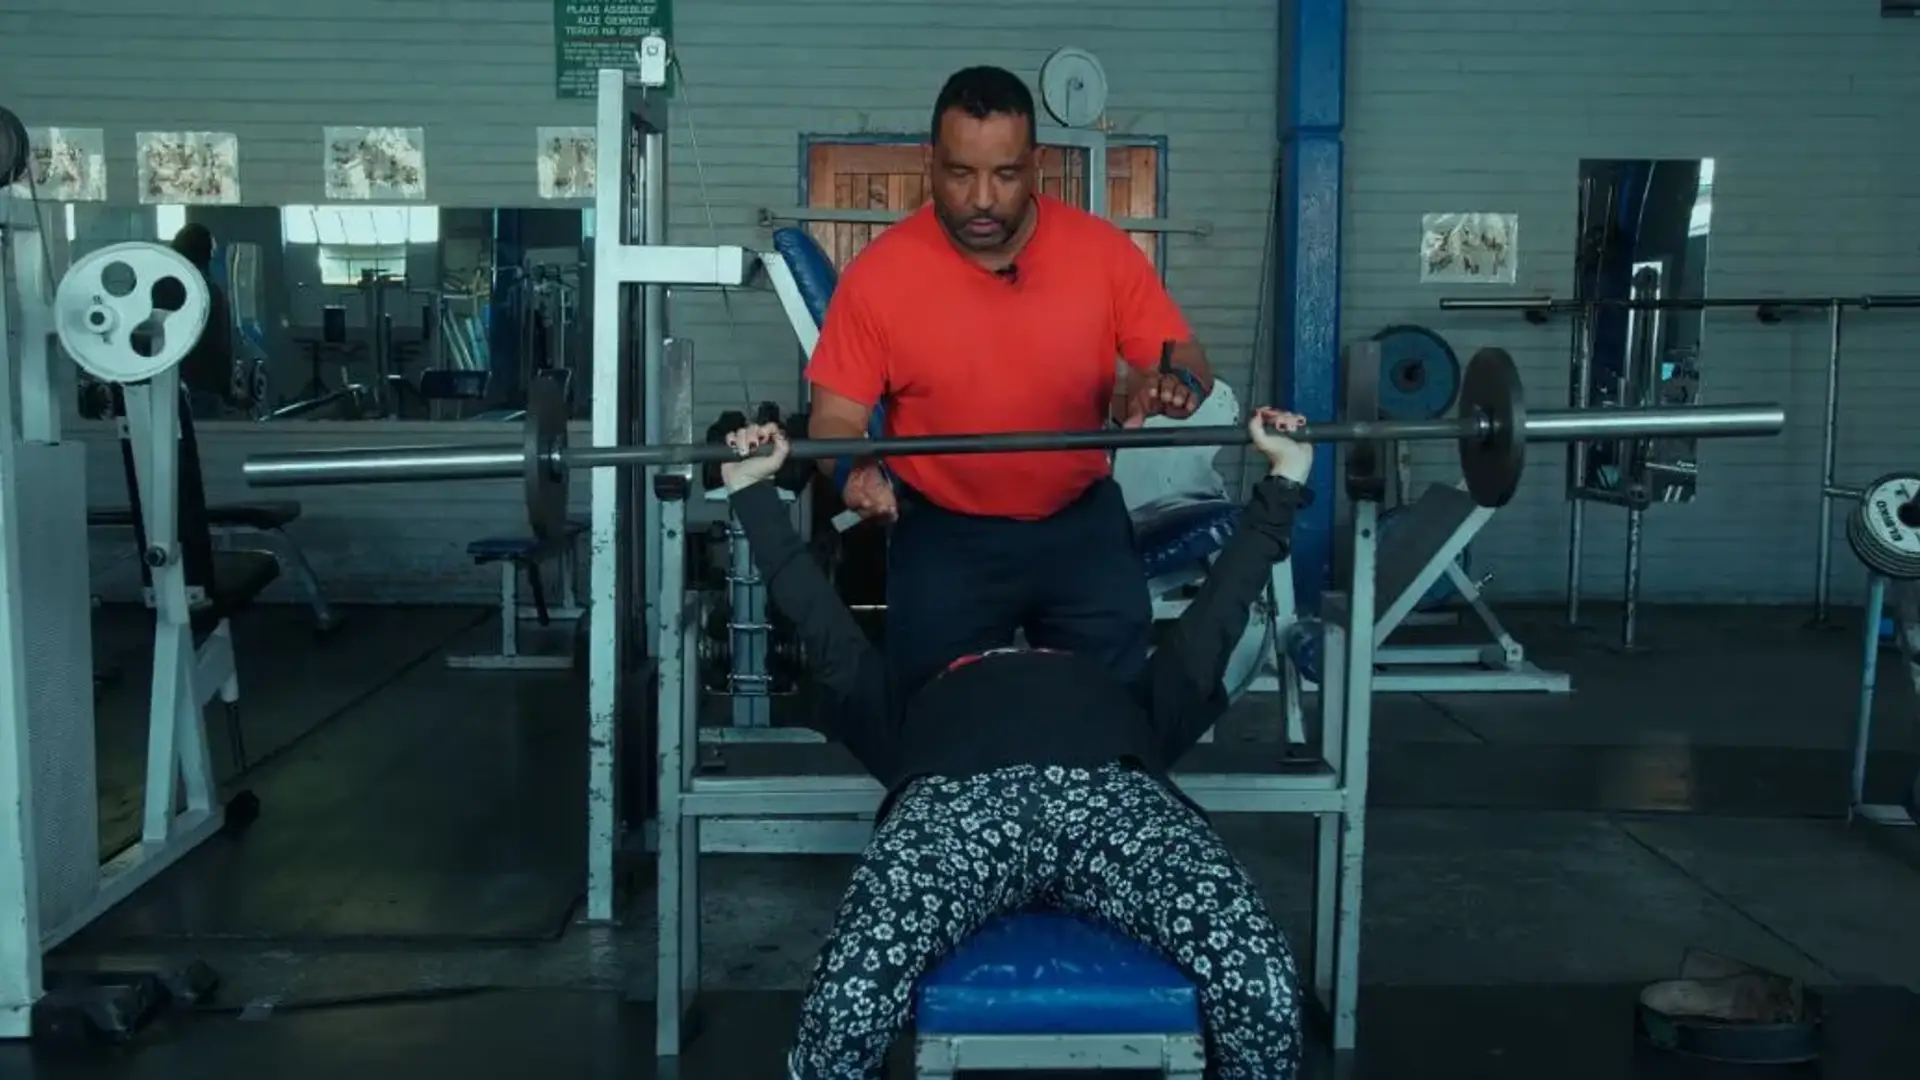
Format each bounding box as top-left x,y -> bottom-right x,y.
757,207 -> 1211,236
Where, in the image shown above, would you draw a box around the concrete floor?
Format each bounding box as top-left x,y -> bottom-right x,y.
9,601 -> 1920,1077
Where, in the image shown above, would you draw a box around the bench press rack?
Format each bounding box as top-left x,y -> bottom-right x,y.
645,392 -> 1383,1058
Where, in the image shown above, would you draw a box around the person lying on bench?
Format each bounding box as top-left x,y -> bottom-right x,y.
719,411 -> 1313,1080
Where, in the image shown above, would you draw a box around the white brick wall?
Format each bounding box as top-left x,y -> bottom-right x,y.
1346,0 -> 1920,603
0,0 -> 1277,601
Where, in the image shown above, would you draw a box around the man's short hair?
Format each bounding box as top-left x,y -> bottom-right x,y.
170,222 -> 215,271
930,66 -> 1037,147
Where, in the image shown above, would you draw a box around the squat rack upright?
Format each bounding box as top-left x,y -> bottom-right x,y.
1441,293 -> 1920,628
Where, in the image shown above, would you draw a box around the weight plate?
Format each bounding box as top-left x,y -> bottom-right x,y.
1846,472 -> 1920,581
1342,340 -> 1387,502
525,375 -> 571,544
53,242 -> 210,384
1372,324 -> 1462,422
1457,347 -> 1527,508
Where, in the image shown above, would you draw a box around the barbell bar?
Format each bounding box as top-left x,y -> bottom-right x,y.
241,348 -> 1787,543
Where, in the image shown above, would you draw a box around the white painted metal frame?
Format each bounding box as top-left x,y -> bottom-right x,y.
582,56 -> 862,921
1287,485 -> 1570,697
759,253 -> 819,359
1367,488 -> 1569,695
585,59 -> 773,925
915,1031 -> 1206,1079
0,203 -> 234,1036
1850,574 -> 1917,827
0,199 -> 48,1040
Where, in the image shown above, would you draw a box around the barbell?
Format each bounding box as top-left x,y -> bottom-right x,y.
241,347 -> 1787,543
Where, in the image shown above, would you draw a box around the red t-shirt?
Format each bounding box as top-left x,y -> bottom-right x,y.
805,195 -> 1193,521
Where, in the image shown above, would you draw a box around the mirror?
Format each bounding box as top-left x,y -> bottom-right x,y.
1567,158 -> 1713,505
61,204 -> 590,422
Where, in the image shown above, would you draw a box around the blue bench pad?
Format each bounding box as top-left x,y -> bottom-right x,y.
915,913 -> 1201,1036
1134,498 -> 1242,580
466,519 -> 585,561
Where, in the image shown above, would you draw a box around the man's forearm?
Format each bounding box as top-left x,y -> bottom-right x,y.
808,412 -> 871,478
1167,339 -> 1215,392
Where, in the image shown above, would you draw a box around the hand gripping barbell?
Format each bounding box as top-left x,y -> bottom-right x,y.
240,347 -> 1787,544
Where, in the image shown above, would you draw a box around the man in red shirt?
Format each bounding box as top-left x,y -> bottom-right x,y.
807,65 -> 1215,693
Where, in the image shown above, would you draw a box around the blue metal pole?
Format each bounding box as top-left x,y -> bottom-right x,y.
1276,0 -> 1347,613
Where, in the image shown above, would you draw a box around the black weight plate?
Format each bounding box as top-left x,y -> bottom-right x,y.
525,376 -> 571,543
1457,347 -> 1526,508
1342,341 -> 1387,502
1372,324 -> 1462,422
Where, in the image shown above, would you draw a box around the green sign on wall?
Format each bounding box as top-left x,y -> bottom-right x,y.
554,0 -> 673,99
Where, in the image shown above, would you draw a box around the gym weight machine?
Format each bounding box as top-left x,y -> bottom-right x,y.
2,138 -> 262,1035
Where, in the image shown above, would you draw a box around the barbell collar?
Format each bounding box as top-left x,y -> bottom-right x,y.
240,402 -> 1784,491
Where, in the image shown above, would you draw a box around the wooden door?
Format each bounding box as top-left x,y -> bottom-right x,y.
805,142 -> 1158,269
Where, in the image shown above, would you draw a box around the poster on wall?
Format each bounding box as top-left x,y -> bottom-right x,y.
135,131 -> 241,205
537,127 -> 597,199
553,0 -> 673,99
323,126 -> 428,201
1420,212 -> 1519,285
8,127 -> 107,201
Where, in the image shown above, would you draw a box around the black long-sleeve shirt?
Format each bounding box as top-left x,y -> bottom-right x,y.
727,475 -> 1306,818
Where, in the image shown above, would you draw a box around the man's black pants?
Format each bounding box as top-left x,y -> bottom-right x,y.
883,478 -> 1153,695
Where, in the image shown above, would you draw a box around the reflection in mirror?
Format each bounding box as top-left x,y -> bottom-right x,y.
1568,157 -> 1713,505
60,204 -> 589,422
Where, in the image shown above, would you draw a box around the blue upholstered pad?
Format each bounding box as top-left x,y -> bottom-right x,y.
773,228 -> 838,326
467,519 -> 584,561
915,913 -> 1201,1036
1133,498 -> 1242,580
467,536 -> 542,560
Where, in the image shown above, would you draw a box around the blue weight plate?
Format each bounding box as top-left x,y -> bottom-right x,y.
1372,324 -> 1462,422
